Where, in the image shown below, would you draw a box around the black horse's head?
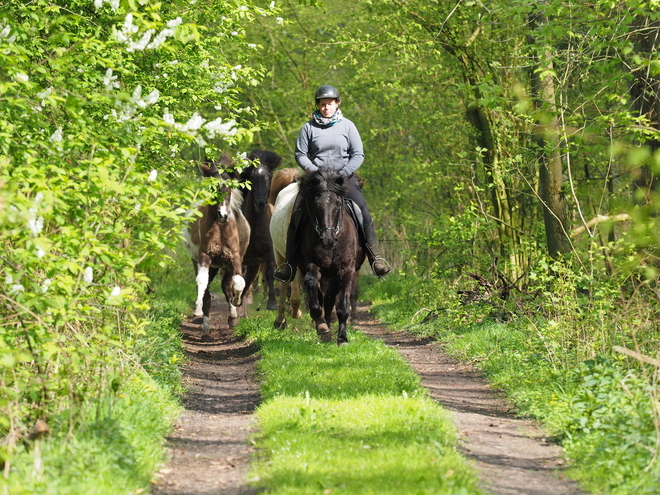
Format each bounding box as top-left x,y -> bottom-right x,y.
239,149 -> 282,214
299,170 -> 348,251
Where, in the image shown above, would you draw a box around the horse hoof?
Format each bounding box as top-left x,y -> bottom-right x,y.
338,339 -> 349,347
201,334 -> 213,343
191,316 -> 203,325
267,301 -> 278,311
274,319 -> 286,330
317,331 -> 332,343
228,317 -> 239,327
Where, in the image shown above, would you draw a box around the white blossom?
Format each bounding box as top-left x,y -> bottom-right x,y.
270,1 -> 276,8
127,29 -> 154,52
167,17 -> 183,28
147,28 -> 174,50
14,73 -> 28,83
181,112 -> 205,132
248,44 -> 257,49
27,216 -> 44,235
240,5 -> 248,10
83,266 -> 93,284
110,286 -> 121,297
5,274 -> 13,285
50,127 -> 63,143
145,89 -> 159,105
163,112 -> 176,126
148,169 -> 158,181
103,68 -> 119,91
276,17 -> 284,24
41,279 -> 52,293
10,284 -> 24,294
0,24 -> 10,38
231,31 -> 239,36
37,87 -> 53,100
134,202 -> 142,211
204,117 -> 237,139
36,247 -> 45,259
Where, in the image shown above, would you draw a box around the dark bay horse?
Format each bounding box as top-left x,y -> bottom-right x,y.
183,162 -> 250,340
296,170 -> 365,345
238,149 -> 282,312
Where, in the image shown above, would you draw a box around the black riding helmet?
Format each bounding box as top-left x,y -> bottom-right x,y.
315,84 -> 341,103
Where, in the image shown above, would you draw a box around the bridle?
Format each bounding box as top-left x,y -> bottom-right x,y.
308,195 -> 343,237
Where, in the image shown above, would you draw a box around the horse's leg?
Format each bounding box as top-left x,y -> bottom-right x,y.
264,253 -> 279,311
222,263 -> 246,328
335,276 -> 354,346
274,280 -> 288,330
241,262 -> 260,317
201,266 -> 219,341
290,270 -> 303,319
303,266 -> 331,342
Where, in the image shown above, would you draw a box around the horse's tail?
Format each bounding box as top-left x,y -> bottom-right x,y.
269,167 -> 299,206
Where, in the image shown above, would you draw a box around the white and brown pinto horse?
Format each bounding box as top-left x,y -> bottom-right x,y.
269,168 -> 303,329
182,162 -> 250,340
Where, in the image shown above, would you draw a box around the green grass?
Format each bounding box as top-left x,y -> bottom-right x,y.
236,312 -> 482,494
361,273 -> 660,494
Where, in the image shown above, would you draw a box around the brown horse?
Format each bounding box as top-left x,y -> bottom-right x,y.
238,149 -> 282,313
182,162 -> 250,340
296,170 -> 365,345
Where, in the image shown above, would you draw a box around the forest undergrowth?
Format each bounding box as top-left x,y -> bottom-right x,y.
0,264 -> 189,495
360,264 -> 660,495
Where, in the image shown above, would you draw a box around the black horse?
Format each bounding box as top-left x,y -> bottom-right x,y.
238,149 -> 282,312
296,170 -> 365,345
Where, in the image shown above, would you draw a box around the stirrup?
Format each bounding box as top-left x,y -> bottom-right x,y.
274,262 -> 295,283
371,257 -> 392,278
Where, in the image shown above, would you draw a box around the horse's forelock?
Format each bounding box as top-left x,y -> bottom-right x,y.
300,170 -> 347,198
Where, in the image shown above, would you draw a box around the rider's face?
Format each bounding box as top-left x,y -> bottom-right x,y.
317,98 -> 339,118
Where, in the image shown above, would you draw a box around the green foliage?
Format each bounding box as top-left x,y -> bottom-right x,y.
0,0 -> 278,488
552,358 -> 660,493
363,273 -> 660,493
236,315 -> 482,494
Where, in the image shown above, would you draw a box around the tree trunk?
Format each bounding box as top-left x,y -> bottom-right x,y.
528,10 -> 571,259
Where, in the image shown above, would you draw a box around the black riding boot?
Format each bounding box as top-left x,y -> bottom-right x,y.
274,208 -> 302,283
363,221 -> 391,278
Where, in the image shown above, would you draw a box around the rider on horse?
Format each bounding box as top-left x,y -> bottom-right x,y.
274,84 -> 392,283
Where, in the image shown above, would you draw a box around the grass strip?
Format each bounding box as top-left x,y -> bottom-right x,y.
236,314 -> 482,494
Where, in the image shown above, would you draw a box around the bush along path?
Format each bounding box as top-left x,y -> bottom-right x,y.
153,295 -> 583,494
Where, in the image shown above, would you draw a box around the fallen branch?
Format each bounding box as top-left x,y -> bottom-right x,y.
613,346 -> 660,368
570,213 -> 630,238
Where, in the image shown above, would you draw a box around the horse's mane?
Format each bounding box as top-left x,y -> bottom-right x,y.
230,189 -> 244,211
248,149 -> 282,171
299,170 -> 348,198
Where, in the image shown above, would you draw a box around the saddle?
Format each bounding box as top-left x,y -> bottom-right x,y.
343,198 -> 364,237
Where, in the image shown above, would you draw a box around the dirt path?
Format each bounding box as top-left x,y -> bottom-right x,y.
152,294 -> 261,495
355,303 -> 583,495
152,297 -> 584,495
